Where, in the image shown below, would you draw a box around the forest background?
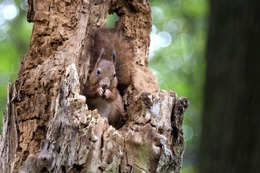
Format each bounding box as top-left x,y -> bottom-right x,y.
0,0 -> 207,172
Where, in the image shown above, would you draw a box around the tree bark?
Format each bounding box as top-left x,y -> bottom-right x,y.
0,0 -> 187,172
199,0 -> 260,172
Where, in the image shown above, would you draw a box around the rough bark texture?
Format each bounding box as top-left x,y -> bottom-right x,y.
199,0 -> 260,172
0,0 -> 187,172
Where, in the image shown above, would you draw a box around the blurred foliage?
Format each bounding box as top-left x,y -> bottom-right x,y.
0,0 -> 207,172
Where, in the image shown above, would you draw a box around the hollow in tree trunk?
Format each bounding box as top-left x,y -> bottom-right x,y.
0,0 -> 187,172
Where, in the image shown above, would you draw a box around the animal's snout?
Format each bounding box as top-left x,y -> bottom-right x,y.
102,84 -> 108,90
99,77 -> 110,90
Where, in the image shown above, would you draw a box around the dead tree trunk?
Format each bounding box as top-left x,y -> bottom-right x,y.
0,0 -> 187,172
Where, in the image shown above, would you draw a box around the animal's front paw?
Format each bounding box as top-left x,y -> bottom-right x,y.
97,87 -> 104,96
104,89 -> 111,99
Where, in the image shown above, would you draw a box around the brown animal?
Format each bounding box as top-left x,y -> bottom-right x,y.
84,29 -> 134,129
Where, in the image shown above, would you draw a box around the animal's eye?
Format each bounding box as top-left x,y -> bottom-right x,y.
113,73 -> 116,78
96,69 -> 101,75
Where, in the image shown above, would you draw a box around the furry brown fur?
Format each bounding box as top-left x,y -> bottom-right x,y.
91,29 -> 134,91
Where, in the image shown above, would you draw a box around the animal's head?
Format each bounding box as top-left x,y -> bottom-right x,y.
90,48 -> 118,89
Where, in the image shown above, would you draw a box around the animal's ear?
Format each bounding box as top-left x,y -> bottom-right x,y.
96,48 -> 105,66
100,48 -> 105,59
111,50 -> 116,65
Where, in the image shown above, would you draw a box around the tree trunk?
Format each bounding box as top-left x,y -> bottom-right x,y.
0,0 -> 187,172
199,0 -> 260,172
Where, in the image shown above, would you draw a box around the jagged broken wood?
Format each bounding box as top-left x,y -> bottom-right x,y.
18,64 -> 187,172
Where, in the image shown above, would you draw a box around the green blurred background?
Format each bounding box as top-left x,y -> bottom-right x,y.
0,0 -> 208,172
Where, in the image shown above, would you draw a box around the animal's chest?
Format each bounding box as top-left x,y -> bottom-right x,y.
87,97 -> 112,118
